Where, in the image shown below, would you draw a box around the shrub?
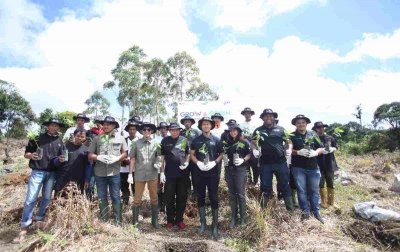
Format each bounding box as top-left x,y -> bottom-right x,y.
343,141 -> 365,155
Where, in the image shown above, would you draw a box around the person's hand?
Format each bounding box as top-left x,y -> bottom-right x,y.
31,152 -> 38,160
179,162 -> 189,170
307,150 -> 318,158
160,172 -> 166,183
59,155 -> 65,163
253,149 -> 260,158
285,149 -> 292,157
154,162 -> 162,169
127,174 -> 134,184
96,155 -> 109,164
234,158 -> 244,166
84,182 -> 89,189
205,161 -> 216,171
329,147 -> 337,153
297,149 -> 309,157
322,149 -> 330,155
197,161 -> 206,171
106,155 -> 120,164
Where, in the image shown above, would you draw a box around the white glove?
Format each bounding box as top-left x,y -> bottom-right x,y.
285,149 -> 292,157
329,147 -> 337,153
253,149 -> 260,158
322,149 -> 330,155
96,155 -> 109,164
307,150 -> 318,157
160,172 -> 166,183
297,149 -> 309,157
179,162 -> 189,170
205,161 -> 217,171
234,158 -> 244,166
197,161 -> 206,171
154,162 -> 162,169
106,155 -> 120,164
127,174 -> 134,184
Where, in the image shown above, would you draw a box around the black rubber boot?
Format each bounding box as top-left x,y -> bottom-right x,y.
198,206 -> 206,233
261,196 -> 269,209
112,202 -> 122,226
291,189 -> 299,208
283,197 -> 294,212
229,199 -> 238,228
239,201 -> 246,226
211,208 -> 219,238
151,204 -> 160,228
99,201 -> 108,222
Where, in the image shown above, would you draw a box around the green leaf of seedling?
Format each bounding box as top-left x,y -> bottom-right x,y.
199,143 -> 208,154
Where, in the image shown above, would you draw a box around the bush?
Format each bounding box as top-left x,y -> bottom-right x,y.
343,142 -> 365,155
363,131 -> 391,152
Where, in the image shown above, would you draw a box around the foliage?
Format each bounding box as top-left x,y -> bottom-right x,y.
38,108 -> 56,125
56,111 -> 76,133
177,138 -> 187,152
283,129 -> 294,143
232,141 -> 245,150
333,127 -> 344,137
186,82 -> 219,101
27,128 -> 40,148
225,238 -> 250,252
199,143 -> 208,154
353,104 -> 363,126
374,102 -> 400,128
5,118 -> 26,139
84,91 -> 110,116
252,130 -> 268,147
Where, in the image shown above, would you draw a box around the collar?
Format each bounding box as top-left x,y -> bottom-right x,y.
46,132 -> 58,137
261,123 -> 276,129
201,133 -> 212,140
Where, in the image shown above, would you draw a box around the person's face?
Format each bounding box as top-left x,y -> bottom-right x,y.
128,126 -> 137,137
141,127 -> 152,138
295,119 -> 307,132
213,117 -> 221,124
316,126 -> 325,135
74,132 -> 86,145
263,114 -> 274,125
47,123 -> 59,135
184,120 -> 192,129
201,121 -> 212,133
244,112 -> 252,120
103,122 -> 115,134
95,121 -> 101,127
229,129 -> 239,139
76,118 -> 85,128
160,127 -> 168,136
170,128 -> 180,138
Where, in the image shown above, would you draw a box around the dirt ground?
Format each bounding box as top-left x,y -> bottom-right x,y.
0,139 -> 399,252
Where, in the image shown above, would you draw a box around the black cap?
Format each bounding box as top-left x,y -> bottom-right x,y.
180,116 -> 195,125
227,123 -> 243,134
93,116 -> 104,123
226,119 -> 237,125
259,109 -> 278,119
129,115 -> 142,124
157,122 -> 169,130
241,107 -> 255,116
312,121 -> 328,131
100,116 -> 120,128
168,122 -> 182,130
291,114 -> 311,126
198,117 -> 216,131
42,118 -> 66,127
124,121 -> 140,132
73,113 -> 90,123
211,113 -> 224,121
139,122 -> 157,133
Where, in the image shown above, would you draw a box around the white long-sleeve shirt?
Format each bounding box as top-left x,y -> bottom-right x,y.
240,120 -> 259,137
211,123 -> 228,139
63,125 -> 91,142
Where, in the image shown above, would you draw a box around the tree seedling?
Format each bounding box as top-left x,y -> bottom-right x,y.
199,143 -> 209,165
304,134 -> 321,150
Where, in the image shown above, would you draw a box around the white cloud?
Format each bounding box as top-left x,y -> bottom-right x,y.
188,0 -> 324,32
345,29 -> 400,61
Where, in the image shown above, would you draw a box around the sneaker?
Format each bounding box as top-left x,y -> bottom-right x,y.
313,213 -> 325,224
166,223 -> 174,229
176,221 -> 186,230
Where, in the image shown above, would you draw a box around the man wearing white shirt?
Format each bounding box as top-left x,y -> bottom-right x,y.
210,113 -> 227,139
120,121 -> 141,205
63,113 -> 91,142
239,107 -> 259,185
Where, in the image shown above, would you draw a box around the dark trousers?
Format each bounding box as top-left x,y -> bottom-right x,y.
260,162 -> 291,200
165,176 -> 189,223
85,164 -> 95,200
120,173 -> 135,203
158,173 -> 165,212
289,165 -> 297,190
319,170 -> 335,189
196,175 -> 219,209
225,166 -> 247,203
187,161 -> 197,196
249,154 -> 260,184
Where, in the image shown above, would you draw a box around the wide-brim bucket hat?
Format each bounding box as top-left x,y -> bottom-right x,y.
312,121 -> 328,131
180,116 -> 195,125
42,118 -> 66,128
198,117 -> 216,131
241,107 -> 255,116
73,113 -> 90,123
100,116 -> 120,129
291,114 -> 311,126
259,108 -> 278,119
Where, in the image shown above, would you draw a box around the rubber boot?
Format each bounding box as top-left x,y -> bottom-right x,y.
99,201 -> 108,222
319,188 -> 329,209
291,189 -> 298,208
327,188 -> 339,208
283,197 -> 294,212
239,201 -> 246,226
261,196 -> 269,209
132,206 -> 139,231
229,199 -> 238,228
151,204 -> 160,228
198,206 -> 206,233
211,208 -> 219,238
112,202 -> 122,226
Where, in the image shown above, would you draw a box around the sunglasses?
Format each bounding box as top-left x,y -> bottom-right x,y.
142,128 -> 152,132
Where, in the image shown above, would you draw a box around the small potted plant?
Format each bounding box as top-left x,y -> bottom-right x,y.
177,139 -> 187,166
27,129 -> 42,160
100,134 -> 110,155
199,143 -> 209,165
325,127 -> 344,151
252,130 -> 268,167
304,134 -> 322,151
283,129 -> 294,150
232,142 -> 245,166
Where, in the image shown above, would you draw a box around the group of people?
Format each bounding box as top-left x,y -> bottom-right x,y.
14,107 -> 339,242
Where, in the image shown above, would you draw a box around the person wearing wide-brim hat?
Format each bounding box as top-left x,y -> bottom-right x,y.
191,117 -> 224,238
240,107 -> 259,185
88,116 -> 128,225
63,113 -> 91,142
160,122 -> 190,230
251,109 -> 294,212
221,119 -> 237,142
312,121 -> 339,209
155,121 -> 169,215
289,114 -> 325,224
120,121 -> 141,205
180,116 -> 201,200
14,118 -> 66,243
128,122 -> 163,230
129,115 -> 143,124
224,124 -> 251,228
210,113 -> 227,139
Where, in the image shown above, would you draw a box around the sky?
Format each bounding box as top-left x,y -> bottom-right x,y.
1,0 -> 399,130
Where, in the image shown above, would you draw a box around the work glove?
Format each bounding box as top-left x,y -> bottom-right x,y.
329,147 -> 337,153
96,155 -> 109,164
179,162 -> 189,170
307,150 -> 318,158
160,172 -> 166,184
106,155 -> 120,164
253,149 -> 260,158
322,149 -> 330,155
285,148 -> 292,157
127,174 -> 134,184
197,161 -> 206,171
297,149 -> 309,157
234,158 -> 244,166
205,161 -> 217,171
154,162 -> 162,170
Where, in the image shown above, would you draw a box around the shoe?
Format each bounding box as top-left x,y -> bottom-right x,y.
239,201 -> 246,226
99,201 -> 109,222
151,204 -> 160,228
319,188 -> 329,209
198,206 -> 206,233
229,199 -> 238,228
301,213 -> 310,221
313,213 -> 325,224
166,222 -> 174,229
211,208 -> 219,238
112,202 -> 122,226
327,188 -> 339,208
176,221 -> 186,230
283,197 -> 294,212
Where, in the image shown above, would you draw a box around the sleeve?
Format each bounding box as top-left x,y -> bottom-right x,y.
216,139 -> 224,154
161,139 -> 166,155
190,140 -> 196,151
243,141 -> 251,156
25,139 -> 37,154
121,137 -> 128,152
88,136 -> 97,154
129,142 -> 137,158
63,128 -> 71,142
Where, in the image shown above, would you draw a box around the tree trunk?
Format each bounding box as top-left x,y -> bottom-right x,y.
121,104 -> 125,136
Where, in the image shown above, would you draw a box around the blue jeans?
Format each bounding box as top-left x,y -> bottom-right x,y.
95,175 -> 121,204
21,170 -> 56,228
260,162 -> 291,200
292,167 -> 321,214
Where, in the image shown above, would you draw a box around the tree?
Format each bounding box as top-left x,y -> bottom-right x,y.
352,104 -> 363,126
186,82 -> 219,101
38,108 -> 56,125
84,91 -> 110,116
56,111 -> 76,133
373,102 -> 400,129
5,118 -> 26,139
